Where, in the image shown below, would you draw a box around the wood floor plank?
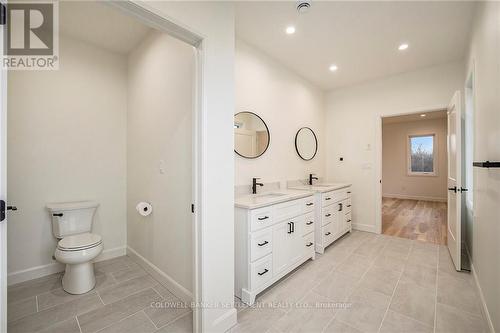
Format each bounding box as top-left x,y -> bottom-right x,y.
382,198 -> 447,245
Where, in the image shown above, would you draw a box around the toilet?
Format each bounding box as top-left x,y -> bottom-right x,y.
47,201 -> 103,294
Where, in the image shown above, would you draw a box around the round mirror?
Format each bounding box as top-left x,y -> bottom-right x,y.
295,127 -> 318,161
234,111 -> 270,159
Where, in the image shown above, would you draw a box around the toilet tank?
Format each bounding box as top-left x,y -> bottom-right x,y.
46,201 -> 99,238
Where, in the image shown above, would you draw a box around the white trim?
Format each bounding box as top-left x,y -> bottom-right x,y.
0,1 -> 7,329
382,194 -> 447,202
352,223 -> 376,233
210,307 -> 238,333
465,247 -> 495,333
7,246 -> 126,286
374,105 -> 448,235
127,246 -> 193,305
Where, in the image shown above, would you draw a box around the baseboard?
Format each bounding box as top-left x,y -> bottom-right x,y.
126,246 -> 192,305
466,247 -> 495,333
7,246 -> 126,286
210,308 -> 237,333
383,193 -> 447,202
352,223 -> 376,233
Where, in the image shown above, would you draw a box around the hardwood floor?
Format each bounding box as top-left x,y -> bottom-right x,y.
382,197 -> 447,245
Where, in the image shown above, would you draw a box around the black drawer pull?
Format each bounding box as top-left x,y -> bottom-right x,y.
325,213 -> 331,217
306,221 -> 313,225
258,269 -> 269,276
52,213 -> 63,217
257,241 -> 268,247
306,202 -> 314,206
306,242 -> 313,247
258,216 -> 269,221
325,232 -> 331,236
347,191 -> 351,194
325,197 -> 331,201
347,219 -> 352,222
338,203 -> 343,211
347,205 -> 351,207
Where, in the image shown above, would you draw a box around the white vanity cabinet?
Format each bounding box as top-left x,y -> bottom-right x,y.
235,195 -> 315,305
314,186 -> 352,253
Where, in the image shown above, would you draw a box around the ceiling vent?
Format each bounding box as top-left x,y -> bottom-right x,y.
296,1 -> 311,14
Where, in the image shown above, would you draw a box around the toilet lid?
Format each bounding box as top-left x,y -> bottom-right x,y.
58,233 -> 102,251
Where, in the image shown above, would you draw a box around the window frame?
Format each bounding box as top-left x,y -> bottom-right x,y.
407,133 -> 438,177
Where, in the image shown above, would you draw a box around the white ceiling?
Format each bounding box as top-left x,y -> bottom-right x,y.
59,1 -> 152,55
235,1 -> 476,90
383,110 -> 447,124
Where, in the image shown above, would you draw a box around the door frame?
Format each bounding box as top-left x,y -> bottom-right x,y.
374,105 -> 448,234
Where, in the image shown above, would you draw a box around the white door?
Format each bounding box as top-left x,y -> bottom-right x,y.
0,6 -> 8,330
447,91 -> 462,271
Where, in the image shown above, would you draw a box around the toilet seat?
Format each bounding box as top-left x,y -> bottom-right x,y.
57,233 -> 102,251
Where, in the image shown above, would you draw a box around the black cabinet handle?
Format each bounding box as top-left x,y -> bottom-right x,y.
347,205 -> 351,207
306,202 -> 313,206
258,216 -> 269,221
257,241 -> 269,247
325,232 -> 331,236
306,242 -> 313,247
347,191 -> 351,194
291,222 -> 295,233
347,219 -> 352,222
287,222 -> 292,234
306,221 -> 313,225
325,197 -> 331,201
338,203 -> 343,211
325,213 -> 331,217
258,269 -> 269,276
53,213 -> 63,217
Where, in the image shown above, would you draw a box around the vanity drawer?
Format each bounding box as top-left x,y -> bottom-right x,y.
322,189 -> 348,207
303,232 -> 315,254
250,254 -> 273,290
303,197 -> 315,213
322,206 -> 335,226
250,228 -> 273,262
344,198 -> 352,214
346,212 -> 352,226
303,212 -> 315,235
274,198 -> 304,222
250,207 -> 274,232
322,222 -> 335,246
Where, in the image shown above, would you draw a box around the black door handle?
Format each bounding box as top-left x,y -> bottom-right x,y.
257,241 -> 268,247
460,187 -> 468,192
448,186 -> 457,193
258,269 -> 269,276
1,200 -> 18,222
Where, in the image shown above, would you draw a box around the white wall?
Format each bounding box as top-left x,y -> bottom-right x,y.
465,2 -> 500,331
127,30 -> 194,294
7,36 -> 127,279
382,118 -> 448,201
325,61 -> 464,232
235,40 -> 325,186
139,2 -> 236,331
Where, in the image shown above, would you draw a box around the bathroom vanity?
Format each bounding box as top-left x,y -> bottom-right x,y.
289,183 -> 352,254
234,191 -> 316,305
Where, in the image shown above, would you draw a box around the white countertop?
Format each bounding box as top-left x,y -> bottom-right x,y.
234,189 -> 314,209
288,182 -> 352,193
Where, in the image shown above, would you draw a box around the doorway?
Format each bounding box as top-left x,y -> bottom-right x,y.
379,110 -> 448,244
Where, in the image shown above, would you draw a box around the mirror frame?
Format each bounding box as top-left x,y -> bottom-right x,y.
295,127 -> 318,161
234,111 -> 271,159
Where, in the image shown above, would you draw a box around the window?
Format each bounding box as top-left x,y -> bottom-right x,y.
408,134 -> 436,175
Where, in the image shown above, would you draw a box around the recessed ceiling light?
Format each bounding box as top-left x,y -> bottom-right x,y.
398,43 -> 409,51
420,114 -> 426,117
286,26 -> 296,34
329,64 -> 338,72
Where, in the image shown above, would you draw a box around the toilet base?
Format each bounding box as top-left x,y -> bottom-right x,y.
62,262 -> 96,294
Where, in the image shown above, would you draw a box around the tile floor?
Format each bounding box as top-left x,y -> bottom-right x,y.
7,256 -> 192,333
232,231 -> 488,333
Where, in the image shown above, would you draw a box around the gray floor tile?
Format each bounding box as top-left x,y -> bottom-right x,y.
7,296 -> 37,322
231,305 -> 286,333
144,295 -> 191,328
437,271 -> 483,316
156,312 -> 193,332
312,271 -> 358,303
270,292 -> 336,333
336,254 -> 373,279
259,272 -> 312,306
8,292 -> 103,333
95,256 -> 132,274
348,287 -> 391,310
78,288 -> 162,333
99,311 -> 156,333
435,303 -> 486,333
400,263 -> 437,291
323,319 -> 362,333
379,310 -> 433,333
39,316 -> 81,333
406,248 -> 438,269
357,265 -> 401,296
334,299 -> 387,333
98,275 -> 158,304
389,279 -> 435,326
8,273 -> 62,303
373,252 -> 407,273
111,263 -> 148,283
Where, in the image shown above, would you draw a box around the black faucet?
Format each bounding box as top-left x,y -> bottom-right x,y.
309,173 -> 318,185
252,178 -> 264,194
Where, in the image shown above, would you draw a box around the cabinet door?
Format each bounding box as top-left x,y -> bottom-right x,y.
272,221 -> 292,275
289,218 -> 304,264
332,202 -> 343,236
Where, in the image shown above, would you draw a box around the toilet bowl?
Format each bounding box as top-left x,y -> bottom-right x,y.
54,232 -> 103,294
